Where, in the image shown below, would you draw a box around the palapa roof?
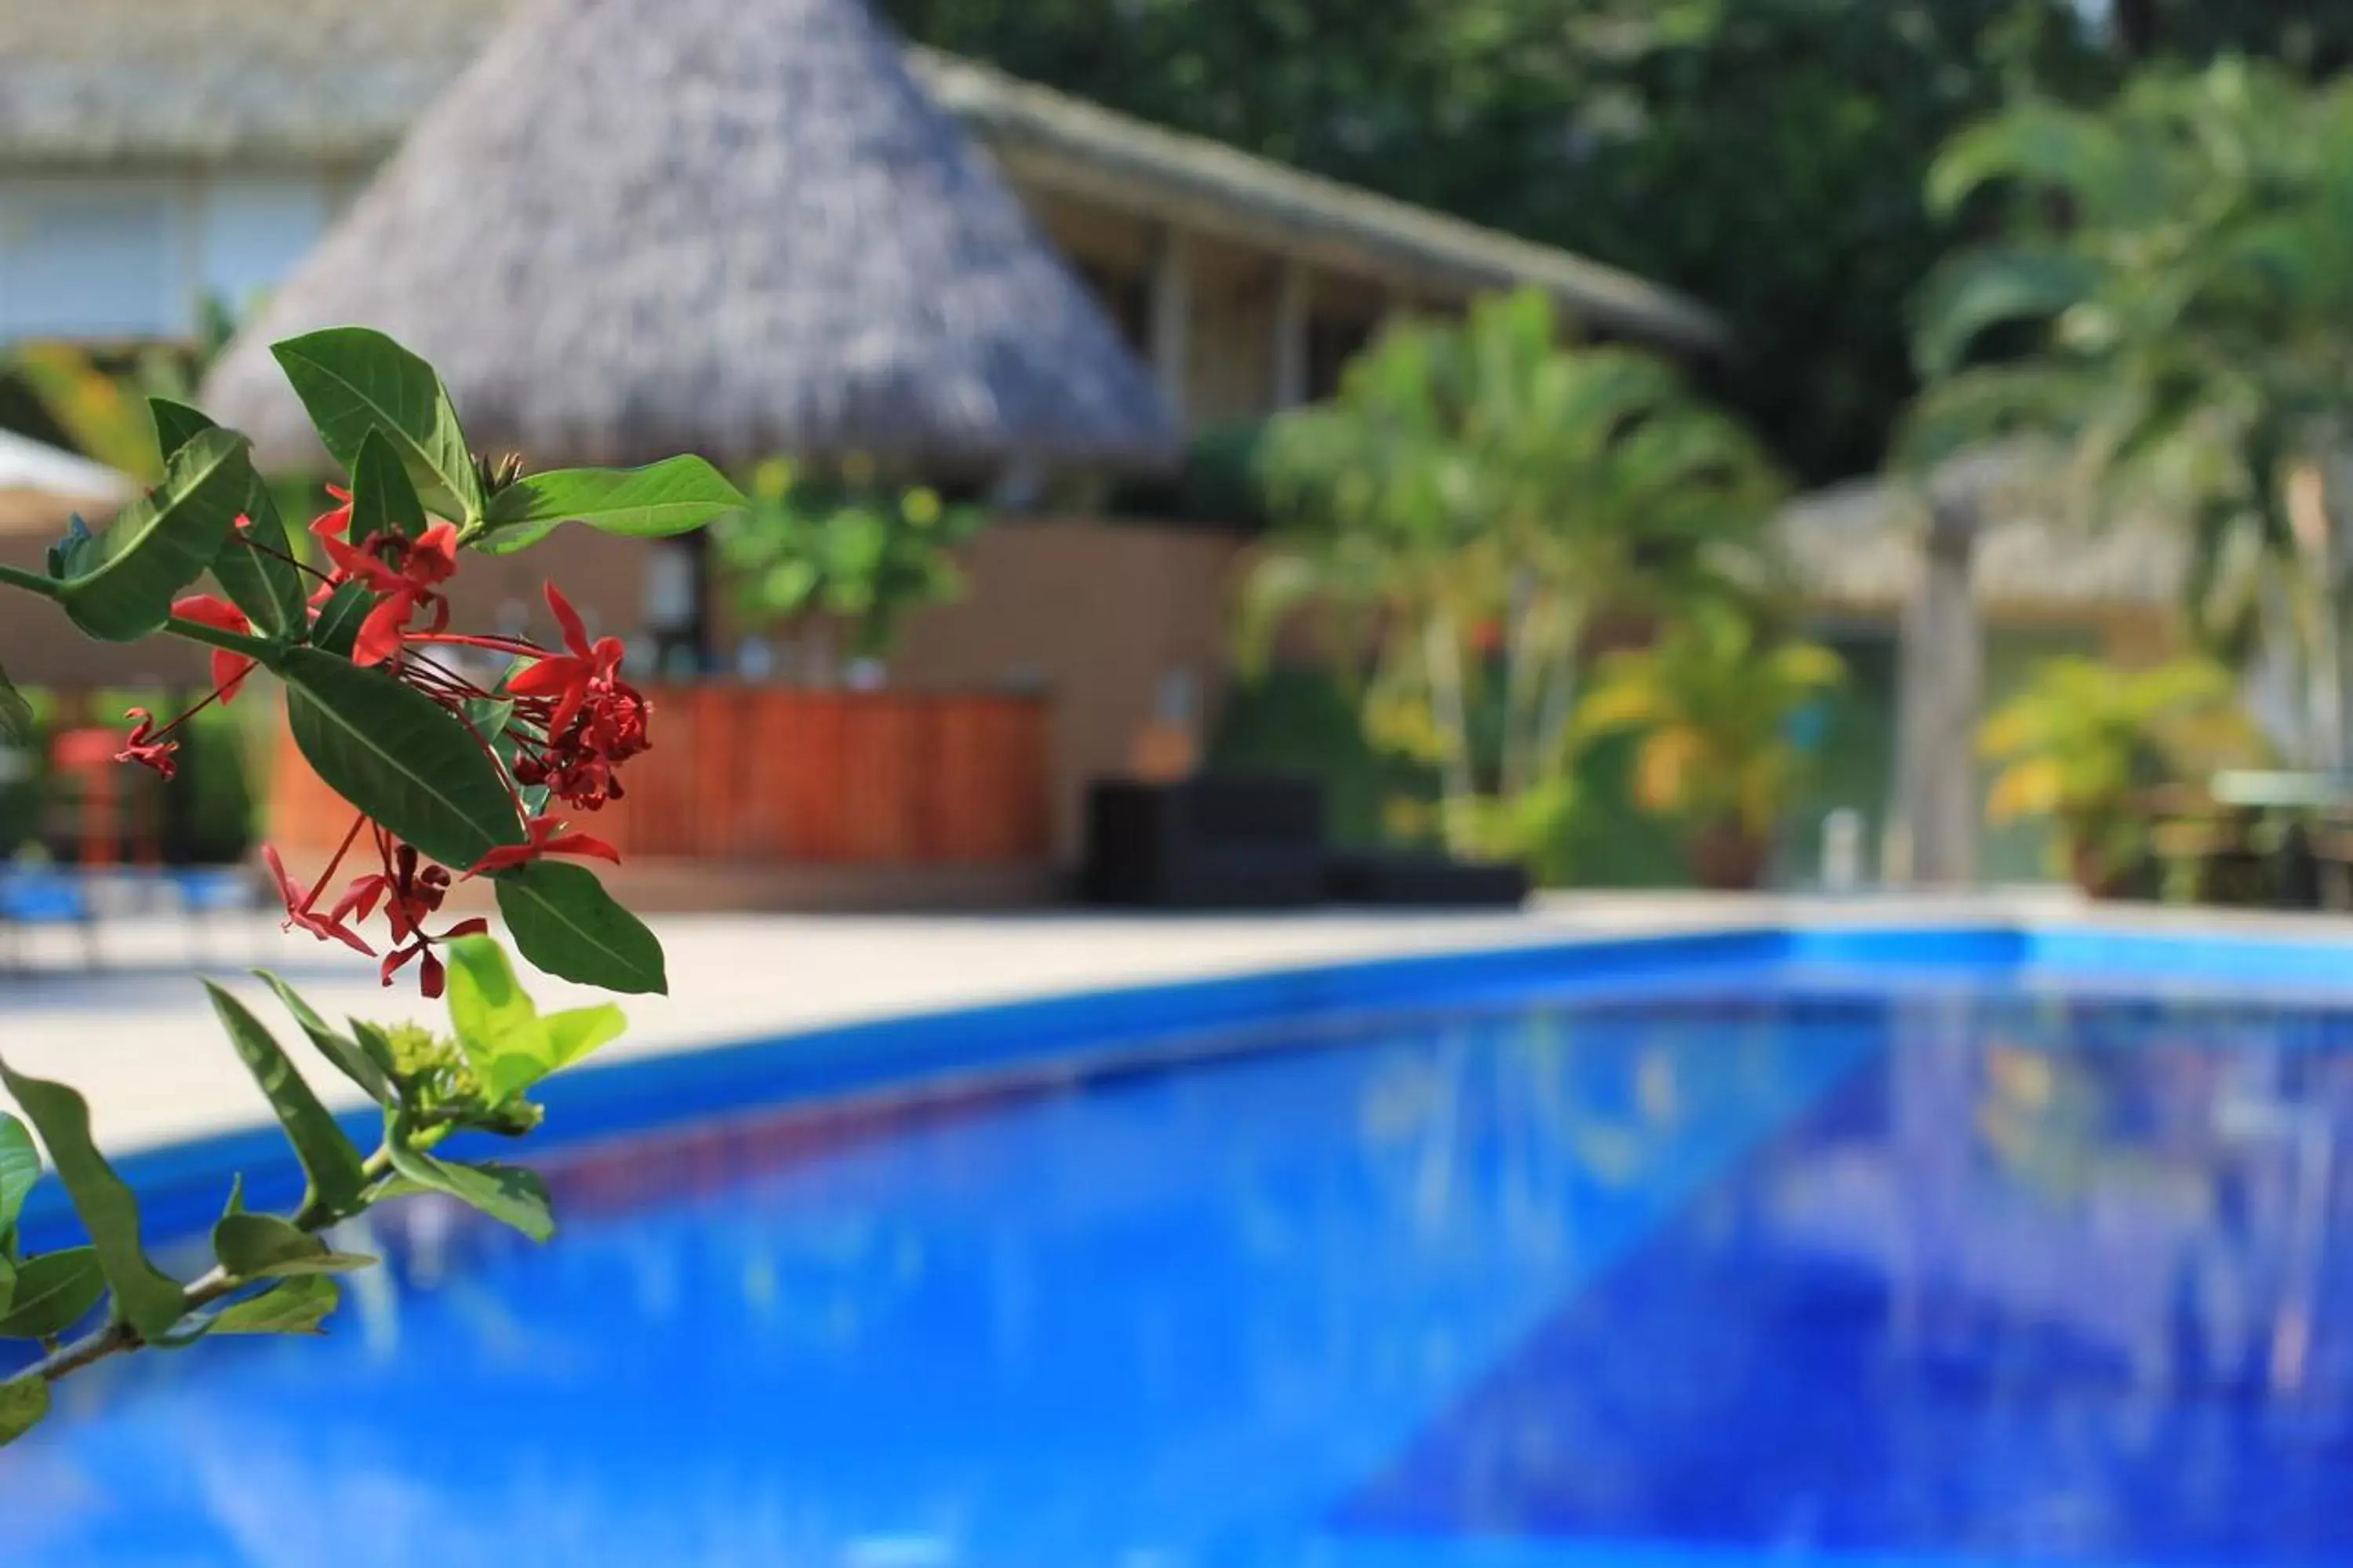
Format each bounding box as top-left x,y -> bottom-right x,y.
1,2 -> 1725,359
198,0 -> 1178,471
1777,448 -> 2188,614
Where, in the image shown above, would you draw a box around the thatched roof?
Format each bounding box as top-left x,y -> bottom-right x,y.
0,431 -> 135,539
1777,448 -> 2188,613
2,2 -> 1726,359
0,0 -> 485,169
198,0 -> 1177,472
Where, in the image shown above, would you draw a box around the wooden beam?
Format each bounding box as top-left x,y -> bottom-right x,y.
1147,226 -> 1191,429
1272,259 -> 1311,409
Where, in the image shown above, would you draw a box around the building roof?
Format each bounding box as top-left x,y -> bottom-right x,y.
1777,448 -> 2186,613
0,2 -> 1726,357
0,430 -> 135,538
198,0 -> 1176,472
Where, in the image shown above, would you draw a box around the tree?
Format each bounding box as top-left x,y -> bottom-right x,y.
1907,60 -> 2353,765
1980,655 -> 2263,893
880,0 -> 2110,486
1237,289 -> 1784,867
1573,607 -> 1844,889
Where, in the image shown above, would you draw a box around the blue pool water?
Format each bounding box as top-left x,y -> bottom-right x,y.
12,974 -> 2353,1566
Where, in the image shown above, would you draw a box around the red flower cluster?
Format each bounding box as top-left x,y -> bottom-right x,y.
505,586 -> 653,809
313,511 -> 460,666
114,484 -> 656,995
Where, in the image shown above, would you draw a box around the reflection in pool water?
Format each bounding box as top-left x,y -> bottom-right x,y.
9,987 -> 2353,1566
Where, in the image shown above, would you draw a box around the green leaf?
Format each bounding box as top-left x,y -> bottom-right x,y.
203,984 -> 370,1219
482,457 -> 748,553
0,1112 -> 37,1243
443,936 -> 627,1101
56,427 -> 251,641
347,1020 -> 403,1089
386,1138 -> 554,1242
0,660 -> 31,746
348,427 -> 429,540
542,1004 -> 627,1078
0,1256 -> 12,1320
0,1376 -> 48,1449
0,1064 -> 184,1339
1911,246 -> 2099,378
152,398 -> 311,639
212,1275 -> 340,1336
0,1250 -> 105,1338
212,1213 -> 376,1279
496,861 -> 667,995
278,647 -> 525,869
271,328 -> 485,522
257,972 -> 393,1106
309,580 -> 373,659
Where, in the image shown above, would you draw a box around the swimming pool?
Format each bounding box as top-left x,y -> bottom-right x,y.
9,926 -> 2353,1566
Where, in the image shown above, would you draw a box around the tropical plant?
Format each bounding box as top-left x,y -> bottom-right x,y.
1980,655 -> 2264,893
0,326 -> 747,1446
1237,288 -> 1784,868
11,298 -> 242,482
1573,610 -> 1844,889
713,458 -> 987,665
1906,60 -> 2353,765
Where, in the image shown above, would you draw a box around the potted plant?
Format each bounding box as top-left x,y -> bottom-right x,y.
1573,609 -> 1844,890
1980,657 -> 2263,897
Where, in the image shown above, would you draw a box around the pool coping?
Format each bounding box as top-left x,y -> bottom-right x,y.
25,915 -> 2353,1250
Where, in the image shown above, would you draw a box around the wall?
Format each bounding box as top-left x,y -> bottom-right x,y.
0,170 -> 351,343
888,518 -> 1250,861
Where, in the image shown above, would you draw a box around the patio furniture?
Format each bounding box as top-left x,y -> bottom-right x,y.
0,864 -> 99,973
1325,850 -> 1529,908
1082,776 -> 1326,908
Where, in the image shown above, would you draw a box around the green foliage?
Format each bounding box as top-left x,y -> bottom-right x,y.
0,1378 -> 46,1446
257,973 -> 395,1105
1574,609 -> 1845,844
484,456 -> 750,552
279,648 -> 526,871
1244,288 -> 1784,866
715,462 -> 988,659
0,322 -> 725,1442
348,428 -> 430,542
54,428 -> 254,642
882,0 -> 2113,486
1980,656 -> 2264,882
210,1213 -> 376,1280
211,1276 -> 340,1336
202,984 -> 371,1219
0,1251 -> 105,1339
495,861 -> 667,996
1907,60 -> 2353,728
0,1062 -> 187,1339
0,662 -> 28,746
269,328 -> 486,522
444,937 -> 627,1101
151,397 -> 308,637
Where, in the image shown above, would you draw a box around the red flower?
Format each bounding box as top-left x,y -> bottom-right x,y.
383,918 -> 489,1000
505,584 -> 626,737
171,593 -> 257,703
312,515 -> 462,666
114,709 -> 178,780
262,845 -> 377,957
467,813 -> 622,877
314,484 -> 354,542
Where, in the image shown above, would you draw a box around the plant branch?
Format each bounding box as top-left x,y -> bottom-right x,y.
21,1148 -> 396,1388
0,561 -> 278,661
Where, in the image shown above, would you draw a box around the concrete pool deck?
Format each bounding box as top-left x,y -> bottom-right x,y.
6,888 -> 2353,1155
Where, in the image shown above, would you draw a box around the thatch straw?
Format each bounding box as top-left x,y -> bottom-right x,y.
1777,448 -> 2187,612
198,0 -> 1176,473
